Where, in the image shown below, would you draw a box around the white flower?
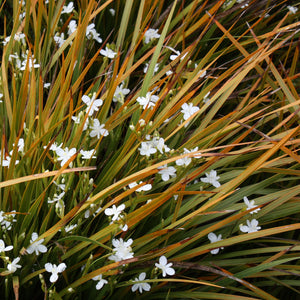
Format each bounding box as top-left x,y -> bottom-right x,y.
287,5 -> 298,14
55,147 -> 77,166
243,196 -> 260,214
176,158 -> 192,169
105,204 -> 125,221
2,36 -> 11,45
54,32 -> 65,47
19,12 -> 26,20
82,94 -> 103,116
0,239 -> 13,252
131,272 -> 151,293
12,138 -> 24,153
139,119 -> 146,127
190,146 -> 202,158
86,23 -> 102,43
143,62 -> 159,74
0,210 -> 17,230
240,219 -> 261,233
144,28 -> 160,44
113,83 -> 130,103
48,142 -> 63,152
27,232 -> 47,255
155,256 -> 175,277
54,179 -> 66,191
55,199 -> 65,218
68,20 -> 77,35
45,263 -> 67,282
45,263 -> 67,283
89,119 -> 109,138
92,274 -> 108,290
165,46 -> 187,61
176,147 -> 201,167
8,53 -> 21,69
158,165 -> 177,181
65,224 -> 78,232
3,32 -> 26,45
170,49 -> 180,61
137,92 -> 159,110
200,170 -> 221,188
0,151 -> 19,167
240,2 -> 249,8
71,112 -> 89,131
20,56 -> 40,71
195,65 -> 206,78
170,51 -> 187,61
100,46 -> 117,59
15,32 -> 26,44
80,149 -> 96,160
84,203 -> 101,219
109,238 -> 134,262
138,141 -> 157,157
128,181 -> 152,192
109,8 -> 115,16
48,191 -> 65,204
151,137 -> 170,154
181,103 -> 199,121
61,2 -> 74,14
7,257 -> 22,273
207,232 -> 223,254
121,224 -> 128,231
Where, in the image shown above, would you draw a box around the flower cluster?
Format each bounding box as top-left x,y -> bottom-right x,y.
0,138 -> 24,168
71,95 -> 109,140
2,0 -> 291,297
0,211 -> 17,231
240,197 -> 261,233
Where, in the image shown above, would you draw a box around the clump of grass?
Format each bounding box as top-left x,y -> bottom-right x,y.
1,0 -> 300,299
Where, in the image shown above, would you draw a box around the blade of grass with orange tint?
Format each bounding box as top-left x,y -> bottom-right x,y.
0,167 -> 96,189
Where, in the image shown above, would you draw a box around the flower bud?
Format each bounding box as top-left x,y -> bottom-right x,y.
129,124 -> 135,131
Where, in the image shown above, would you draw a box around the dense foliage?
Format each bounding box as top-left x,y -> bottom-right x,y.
1,0 -> 300,299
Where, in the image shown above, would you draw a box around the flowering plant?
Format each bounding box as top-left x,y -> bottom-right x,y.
0,1 -> 299,299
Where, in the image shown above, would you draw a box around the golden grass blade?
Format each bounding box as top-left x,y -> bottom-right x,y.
0,167 -> 96,189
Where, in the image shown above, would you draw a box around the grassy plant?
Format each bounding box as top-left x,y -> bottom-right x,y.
1,0 -> 300,299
